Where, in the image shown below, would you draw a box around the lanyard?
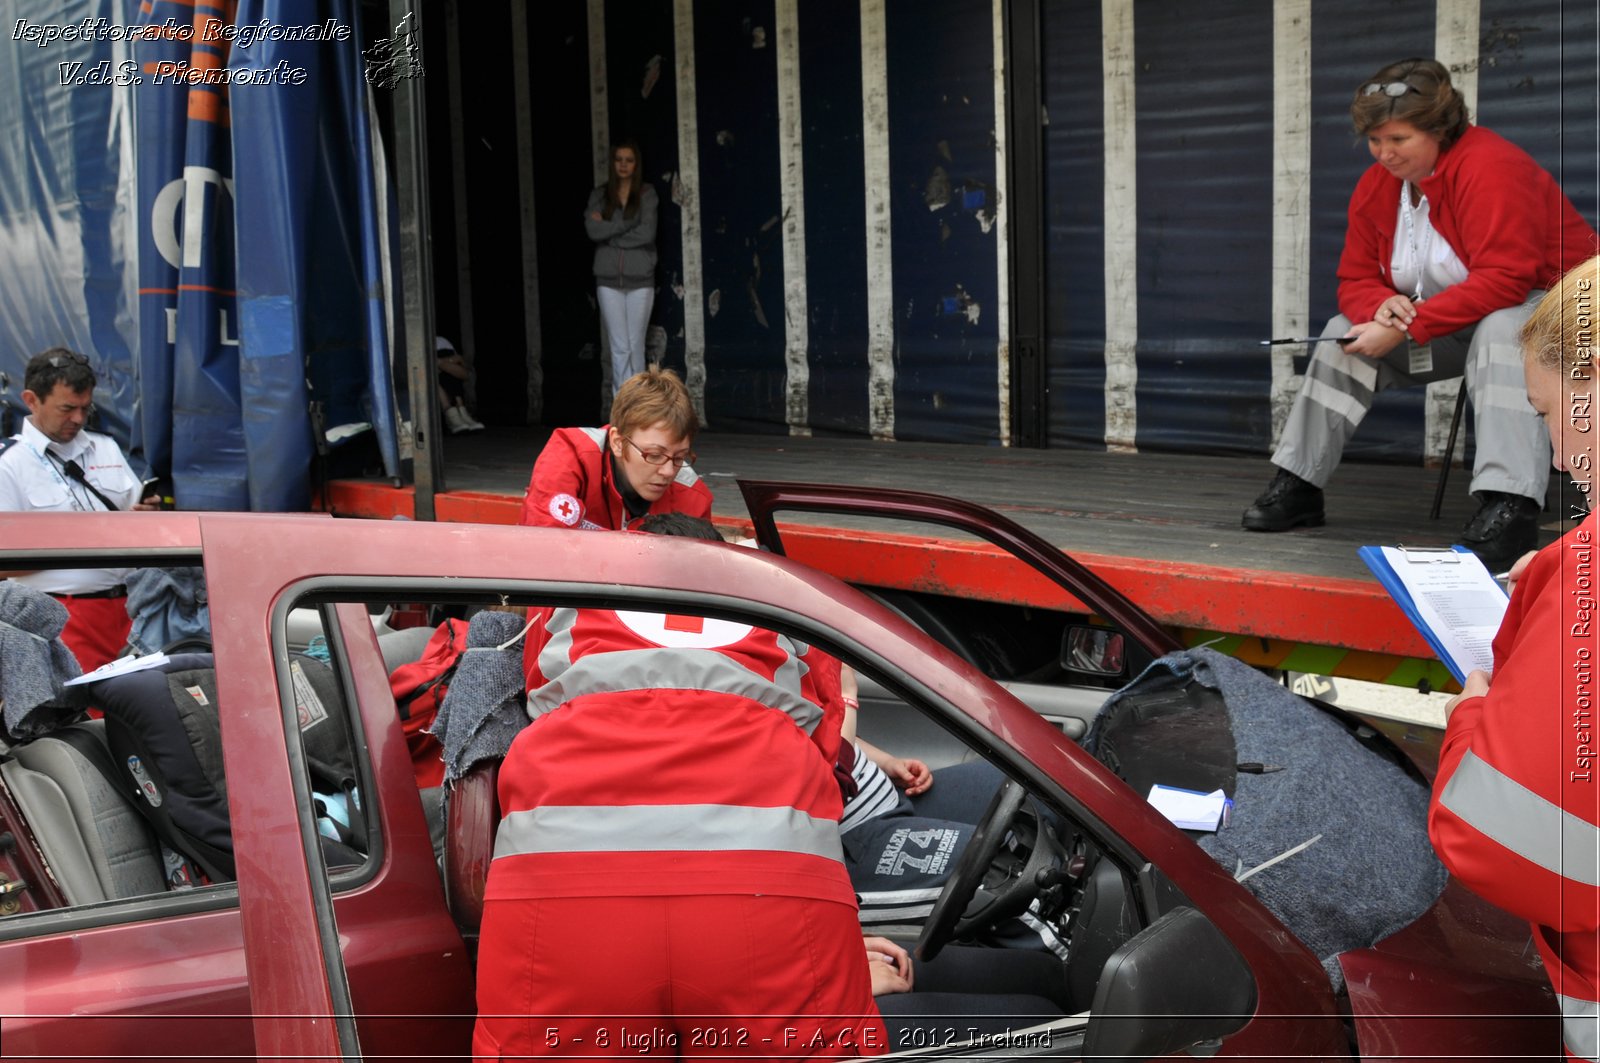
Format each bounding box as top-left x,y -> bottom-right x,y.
25,440 -> 91,512
1398,182 -> 1429,303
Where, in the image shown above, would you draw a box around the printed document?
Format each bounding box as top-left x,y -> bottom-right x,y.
1377,546 -> 1507,679
1147,784 -> 1230,832
64,651 -> 171,687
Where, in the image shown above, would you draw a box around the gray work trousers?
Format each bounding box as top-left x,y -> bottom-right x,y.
1273,297 -> 1550,502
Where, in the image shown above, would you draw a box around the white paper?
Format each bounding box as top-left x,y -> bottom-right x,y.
63,651 -> 171,687
1147,784 -> 1229,832
1380,547 -> 1507,679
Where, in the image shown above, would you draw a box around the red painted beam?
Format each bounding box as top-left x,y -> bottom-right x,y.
769,524 -> 1429,658
320,479 -> 1426,658
322,482 -> 533,525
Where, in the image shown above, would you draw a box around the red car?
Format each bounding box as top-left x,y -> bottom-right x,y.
0,485 -> 1558,1060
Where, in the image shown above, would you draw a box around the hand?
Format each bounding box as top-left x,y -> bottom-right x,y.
131,494 -> 162,512
1444,669 -> 1490,722
1338,320 -> 1407,359
1504,549 -> 1539,597
1373,295 -> 1419,332
863,936 -> 913,996
884,757 -> 933,795
590,211 -> 603,221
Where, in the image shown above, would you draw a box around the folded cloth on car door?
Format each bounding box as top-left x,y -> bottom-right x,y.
124,566 -> 211,655
1088,647 -> 1446,989
0,582 -> 86,739
428,610 -> 529,783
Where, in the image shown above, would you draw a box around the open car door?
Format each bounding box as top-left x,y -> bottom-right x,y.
739,479 -> 1182,662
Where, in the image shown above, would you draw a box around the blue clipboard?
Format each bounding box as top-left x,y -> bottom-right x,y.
1358,545 -> 1506,685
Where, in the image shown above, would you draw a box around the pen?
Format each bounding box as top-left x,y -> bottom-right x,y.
1493,570 -> 1512,581
1260,337 -> 1357,346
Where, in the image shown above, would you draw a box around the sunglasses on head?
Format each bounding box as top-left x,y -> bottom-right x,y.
46,352 -> 89,369
1362,81 -> 1420,98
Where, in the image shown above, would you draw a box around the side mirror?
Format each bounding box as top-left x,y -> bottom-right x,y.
1062,626 -> 1127,678
1082,906 -> 1255,1063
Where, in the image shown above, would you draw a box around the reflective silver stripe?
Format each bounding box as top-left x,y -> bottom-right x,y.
578,426 -> 608,448
530,641 -> 821,736
1020,907 -> 1073,961
857,904 -> 935,921
773,634 -> 807,704
537,607 -> 580,686
1560,995 -> 1600,1062
674,462 -> 701,487
1438,749 -> 1600,887
493,803 -> 845,863
855,886 -> 943,905
539,611 -> 811,716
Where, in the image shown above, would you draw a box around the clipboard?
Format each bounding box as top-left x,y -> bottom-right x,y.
1359,545 -> 1508,684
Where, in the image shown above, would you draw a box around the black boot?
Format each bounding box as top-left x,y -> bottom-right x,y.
1243,468 -> 1325,531
1458,492 -> 1541,571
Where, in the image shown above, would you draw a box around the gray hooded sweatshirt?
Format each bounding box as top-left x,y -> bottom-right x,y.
586,183 -> 658,291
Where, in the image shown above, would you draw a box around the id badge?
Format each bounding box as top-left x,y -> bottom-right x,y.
1408,342 -> 1434,376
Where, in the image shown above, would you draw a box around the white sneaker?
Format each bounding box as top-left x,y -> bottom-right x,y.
444,406 -> 471,434
461,410 -> 486,431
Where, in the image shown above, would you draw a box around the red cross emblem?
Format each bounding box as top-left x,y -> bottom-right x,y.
548,493 -> 582,526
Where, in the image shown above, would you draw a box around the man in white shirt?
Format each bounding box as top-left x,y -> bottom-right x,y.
0,348 -> 158,670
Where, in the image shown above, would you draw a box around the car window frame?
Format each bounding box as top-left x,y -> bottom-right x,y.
0,566 -> 391,943
287,572 -> 1171,1061
284,573 -> 1155,879
737,479 -> 1183,660
0,546 -> 232,940
282,600 -> 388,894
258,595 -> 375,1058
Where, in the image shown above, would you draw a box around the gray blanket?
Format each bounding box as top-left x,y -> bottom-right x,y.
427,610 -> 530,783
0,582 -> 86,739
1094,647 -> 1446,987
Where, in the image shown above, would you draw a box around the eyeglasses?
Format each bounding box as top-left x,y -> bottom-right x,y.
622,436 -> 696,468
46,352 -> 89,369
1362,81 -> 1419,98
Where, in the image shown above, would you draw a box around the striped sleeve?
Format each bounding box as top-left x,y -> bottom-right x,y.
1428,535 -> 1600,933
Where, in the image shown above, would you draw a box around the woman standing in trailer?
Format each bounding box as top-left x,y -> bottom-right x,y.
586,139 -> 659,399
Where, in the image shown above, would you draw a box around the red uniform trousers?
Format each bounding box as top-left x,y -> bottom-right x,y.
473,894 -> 888,1062
56,594 -> 131,672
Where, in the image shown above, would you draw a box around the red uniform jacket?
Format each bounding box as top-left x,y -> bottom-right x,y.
1430,511 -> 1600,1059
518,425 -> 713,530
491,605 -> 854,906
1338,125 -> 1597,344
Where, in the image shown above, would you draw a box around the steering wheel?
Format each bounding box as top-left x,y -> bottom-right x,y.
915,778 -> 1065,962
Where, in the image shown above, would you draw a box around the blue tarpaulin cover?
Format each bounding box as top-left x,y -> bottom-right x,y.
0,0 -> 400,510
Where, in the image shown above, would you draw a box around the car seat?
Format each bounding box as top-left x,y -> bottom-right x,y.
82,652 -> 365,886
0,720 -> 165,904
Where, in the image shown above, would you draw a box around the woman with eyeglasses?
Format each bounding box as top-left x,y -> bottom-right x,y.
517,366 -> 713,531
1244,57 -> 1595,571
587,139 -> 659,400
